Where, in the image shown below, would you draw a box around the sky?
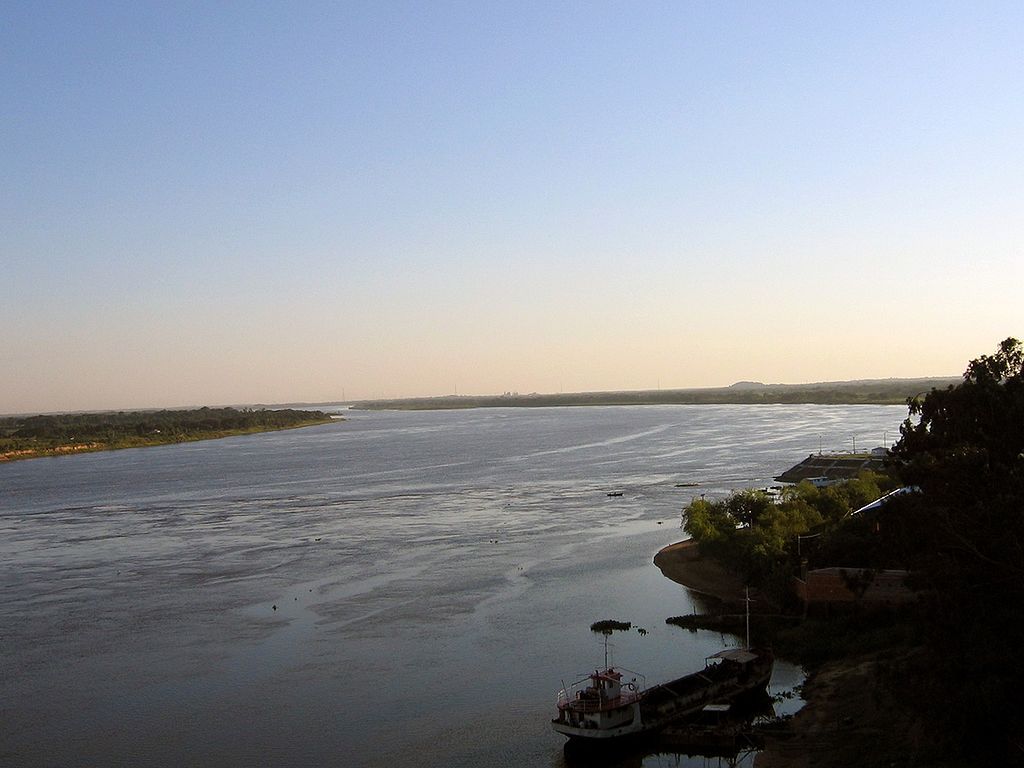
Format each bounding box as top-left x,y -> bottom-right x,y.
2,1 -> 1022,413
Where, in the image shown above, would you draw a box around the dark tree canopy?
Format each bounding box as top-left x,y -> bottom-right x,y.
889,337 -> 1024,585
887,338 -> 1024,760
894,337 -> 1024,489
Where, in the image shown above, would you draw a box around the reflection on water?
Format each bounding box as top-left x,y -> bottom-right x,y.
562,742 -> 760,768
0,405 -> 903,767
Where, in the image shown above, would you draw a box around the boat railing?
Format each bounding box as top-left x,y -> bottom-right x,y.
556,688 -> 643,712
556,668 -> 647,710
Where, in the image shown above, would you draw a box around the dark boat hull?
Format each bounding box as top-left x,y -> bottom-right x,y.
639,651 -> 773,732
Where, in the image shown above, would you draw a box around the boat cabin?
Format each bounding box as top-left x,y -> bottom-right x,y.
555,667 -> 643,731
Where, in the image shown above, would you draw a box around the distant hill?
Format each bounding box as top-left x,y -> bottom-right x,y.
352,377 -> 960,410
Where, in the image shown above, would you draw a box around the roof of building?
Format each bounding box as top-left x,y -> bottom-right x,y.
775,451 -> 887,483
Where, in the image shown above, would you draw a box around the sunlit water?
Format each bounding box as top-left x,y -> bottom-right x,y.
1,404 -> 905,767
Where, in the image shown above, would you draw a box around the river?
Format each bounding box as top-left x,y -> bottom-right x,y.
0,404 -> 905,767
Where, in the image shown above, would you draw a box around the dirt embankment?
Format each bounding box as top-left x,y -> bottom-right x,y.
653,539 -> 746,602
653,540 -> 930,768
755,649 -> 929,768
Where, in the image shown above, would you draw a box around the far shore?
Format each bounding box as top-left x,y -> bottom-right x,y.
352,377 -> 957,410
0,418 -> 335,463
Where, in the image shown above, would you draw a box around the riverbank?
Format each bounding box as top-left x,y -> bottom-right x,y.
0,410 -> 336,463
653,539 -> 747,602
0,421 -> 334,462
754,649 -> 927,768
653,540 -> 932,767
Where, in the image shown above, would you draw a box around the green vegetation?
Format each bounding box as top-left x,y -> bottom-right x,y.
353,377 -> 958,410
0,407 -> 335,461
682,472 -> 900,607
681,338 -> 1024,765
769,611 -> 923,667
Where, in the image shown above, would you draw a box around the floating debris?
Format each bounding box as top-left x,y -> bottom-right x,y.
590,619 -> 631,633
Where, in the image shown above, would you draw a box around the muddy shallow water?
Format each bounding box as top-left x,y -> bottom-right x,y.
1,405 -> 903,767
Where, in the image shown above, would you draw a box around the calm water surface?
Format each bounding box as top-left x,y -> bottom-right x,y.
1,405 -> 905,767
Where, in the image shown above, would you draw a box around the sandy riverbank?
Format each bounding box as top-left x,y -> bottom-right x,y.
653,539 -> 746,602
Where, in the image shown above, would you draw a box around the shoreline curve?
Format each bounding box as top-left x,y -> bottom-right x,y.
653,539 -> 746,603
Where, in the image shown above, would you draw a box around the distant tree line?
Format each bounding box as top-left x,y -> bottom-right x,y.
0,407 -> 333,458
354,378 -> 959,410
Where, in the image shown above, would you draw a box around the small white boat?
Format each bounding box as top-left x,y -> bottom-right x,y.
552,665 -> 647,740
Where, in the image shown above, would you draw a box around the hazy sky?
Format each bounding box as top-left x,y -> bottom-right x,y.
3,2 -> 1022,412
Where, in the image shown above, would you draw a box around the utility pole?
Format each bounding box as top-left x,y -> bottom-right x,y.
744,587 -> 751,650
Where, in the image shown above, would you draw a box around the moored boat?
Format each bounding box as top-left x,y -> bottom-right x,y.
551,646 -> 773,741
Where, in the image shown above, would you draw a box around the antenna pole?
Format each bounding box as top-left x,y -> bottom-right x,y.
745,587 -> 751,650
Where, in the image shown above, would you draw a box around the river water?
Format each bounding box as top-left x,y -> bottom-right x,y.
1,404 -> 905,767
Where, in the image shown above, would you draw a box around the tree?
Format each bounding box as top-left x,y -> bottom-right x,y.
889,337 -> 1024,587
726,489 -> 774,527
887,338 -> 1024,761
752,501 -> 823,559
682,497 -> 734,543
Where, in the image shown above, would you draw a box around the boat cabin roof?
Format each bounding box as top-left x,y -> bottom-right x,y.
702,703 -> 731,713
708,649 -> 758,664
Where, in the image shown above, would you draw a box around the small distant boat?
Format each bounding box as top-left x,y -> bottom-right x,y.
607,491 -> 624,497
